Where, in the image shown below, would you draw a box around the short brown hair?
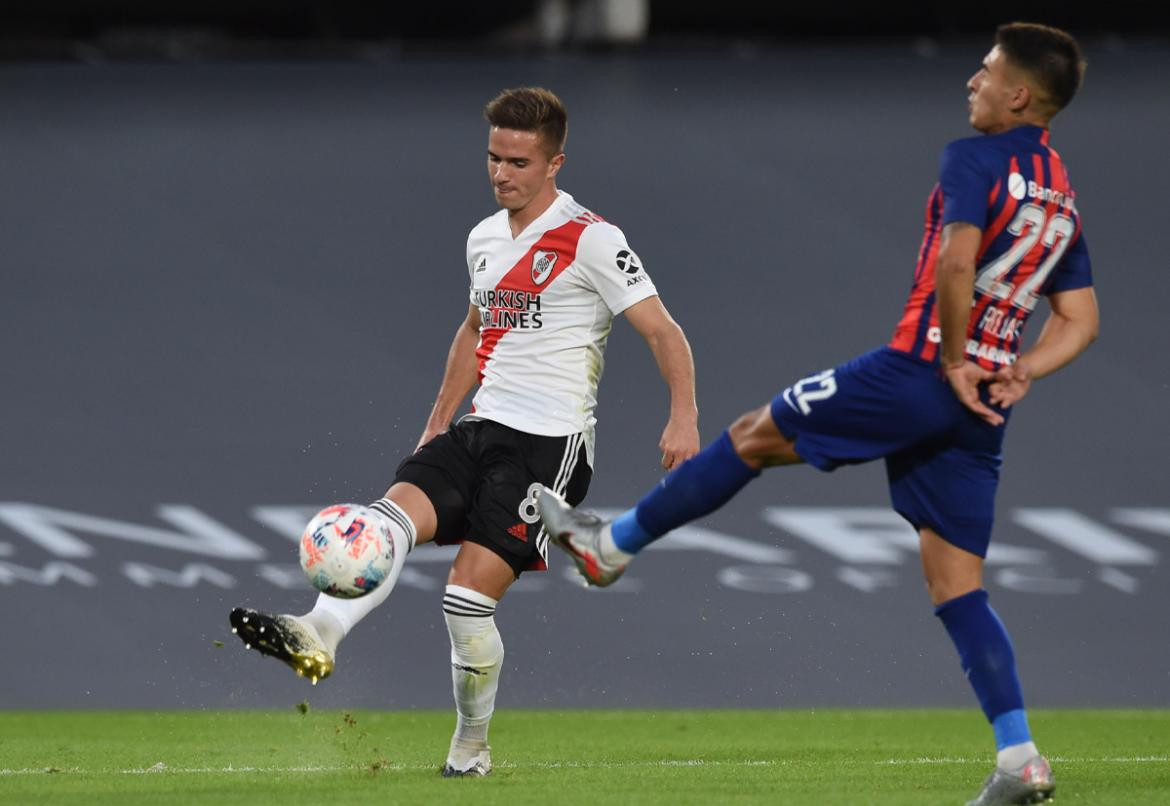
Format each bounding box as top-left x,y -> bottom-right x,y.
995,22 -> 1086,115
483,87 -> 568,157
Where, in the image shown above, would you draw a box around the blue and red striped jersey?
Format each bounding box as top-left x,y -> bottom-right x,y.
889,125 -> 1092,368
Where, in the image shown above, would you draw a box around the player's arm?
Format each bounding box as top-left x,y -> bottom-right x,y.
989,287 -> 1099,408
936,221 -> 1003,426
623,296 -> 700,469
417,304 -> 481,450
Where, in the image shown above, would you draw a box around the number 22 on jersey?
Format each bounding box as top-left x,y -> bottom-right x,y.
974,202 -> 1076,313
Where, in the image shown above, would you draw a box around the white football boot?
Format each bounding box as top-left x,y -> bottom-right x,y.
441,737 -> 492,778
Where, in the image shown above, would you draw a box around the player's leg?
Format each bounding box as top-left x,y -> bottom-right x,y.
230,426 -> 477,681
440,542 -> 516,778
228,482 -> 435,682
891,426 -> 1053,804
540,349 -> 946,586
294,482 -> 435,654
441,423 -> 590,777
538,404 -> 795,585
923,529 -> 1054,804
921,529 -> 1029,747
619,405 -> 801,549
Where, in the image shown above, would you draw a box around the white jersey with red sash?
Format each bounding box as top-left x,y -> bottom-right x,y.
465,190 -> 657,465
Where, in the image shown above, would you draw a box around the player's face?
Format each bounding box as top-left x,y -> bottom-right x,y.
967,46 -> 1020,134
487,127 -> 563,213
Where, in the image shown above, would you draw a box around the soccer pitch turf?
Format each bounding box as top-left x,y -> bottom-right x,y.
1,710 -> 1167,804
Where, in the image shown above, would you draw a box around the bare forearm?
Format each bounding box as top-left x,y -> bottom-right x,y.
424,323 -> 480,431
1017,312 -> 1096,380
645,321 -> 698,421
623,296 -> 701,467
936,258 -> 975,367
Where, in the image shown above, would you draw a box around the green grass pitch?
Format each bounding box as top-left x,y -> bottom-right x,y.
1,709 -> 1167,804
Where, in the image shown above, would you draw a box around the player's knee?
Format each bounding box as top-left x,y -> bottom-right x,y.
919,529 -> 983,606
922,572 -> 981,607
729,406 -> 797,468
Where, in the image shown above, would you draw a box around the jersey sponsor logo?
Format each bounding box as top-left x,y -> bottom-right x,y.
475,257 -> 487,273
531,250 -> 558,285
615,249 -> 641,274
1006,172 -> 1075,211
926,327 -> 1020,365
472,289 -> 541,311
965,339 -> 1017,365
1026,180 -> 1076,212
480,309 -> 543,330
473,288 -> 544,330
1008,172 -> 1027,200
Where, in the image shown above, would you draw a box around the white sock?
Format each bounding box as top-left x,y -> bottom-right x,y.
598,522 -> 634,564
443,584 -> 503,748
997,741 -> 1040,770
301,498 -> 415,653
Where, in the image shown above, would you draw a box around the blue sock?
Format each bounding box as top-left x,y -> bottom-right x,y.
991,709 -> 1033,751
611,431 -> 761,554
935,589 -> 1031,747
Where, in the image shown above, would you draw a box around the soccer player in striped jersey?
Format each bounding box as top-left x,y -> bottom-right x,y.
539,24 -> 1095,806
230,87 -> 700,777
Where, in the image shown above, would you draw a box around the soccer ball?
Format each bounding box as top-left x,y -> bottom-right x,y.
299,504 -> 395,598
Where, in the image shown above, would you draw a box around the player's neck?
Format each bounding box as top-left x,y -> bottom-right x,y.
986,113 -> 1050,136
506,185 -> 559,238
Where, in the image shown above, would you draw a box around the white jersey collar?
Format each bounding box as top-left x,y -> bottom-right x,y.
502,190 -> 574,241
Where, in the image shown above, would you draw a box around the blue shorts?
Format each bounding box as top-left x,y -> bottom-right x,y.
769,347 -> 1009,557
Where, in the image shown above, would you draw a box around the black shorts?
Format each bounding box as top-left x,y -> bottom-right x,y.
394,418 -> 592,576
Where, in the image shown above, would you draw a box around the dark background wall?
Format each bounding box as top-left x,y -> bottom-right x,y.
2,1 -> 1169,60
1,6 -> 1168,710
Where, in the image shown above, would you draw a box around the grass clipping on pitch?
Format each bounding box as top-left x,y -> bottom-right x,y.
0,709 -> 1167,804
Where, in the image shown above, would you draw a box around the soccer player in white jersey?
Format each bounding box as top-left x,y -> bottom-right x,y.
229,87 -> 700,777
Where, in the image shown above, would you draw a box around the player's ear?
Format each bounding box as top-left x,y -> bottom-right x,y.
1009,82 -> 1032,114
547,152 -> 565,179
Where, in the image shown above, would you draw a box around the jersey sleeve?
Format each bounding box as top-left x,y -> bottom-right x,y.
1046,228 -> 1093,294
465,229 -> 476,281
574,222 -> 658,315
939,140 -> 994,228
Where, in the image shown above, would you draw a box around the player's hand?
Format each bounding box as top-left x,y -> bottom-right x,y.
988,361 -> 1033,408
659,416 -> 700,470
943,361 -> 1004,427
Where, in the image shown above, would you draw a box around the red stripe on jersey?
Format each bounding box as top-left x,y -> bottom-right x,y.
988,178 -> 1001,207
1048,144 -> 1067,184
1008,152 -> 1053,277
889,186 -> 944,354
475,329 -> 506,385
475,218 -> 589,384
979,156 -> 1020,259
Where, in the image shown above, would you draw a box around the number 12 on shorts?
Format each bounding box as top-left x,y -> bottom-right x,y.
782,369 -> 837,415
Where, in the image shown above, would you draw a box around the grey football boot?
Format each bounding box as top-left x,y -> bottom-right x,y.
536,487 -> 628,587
967,755 -> 1055,805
